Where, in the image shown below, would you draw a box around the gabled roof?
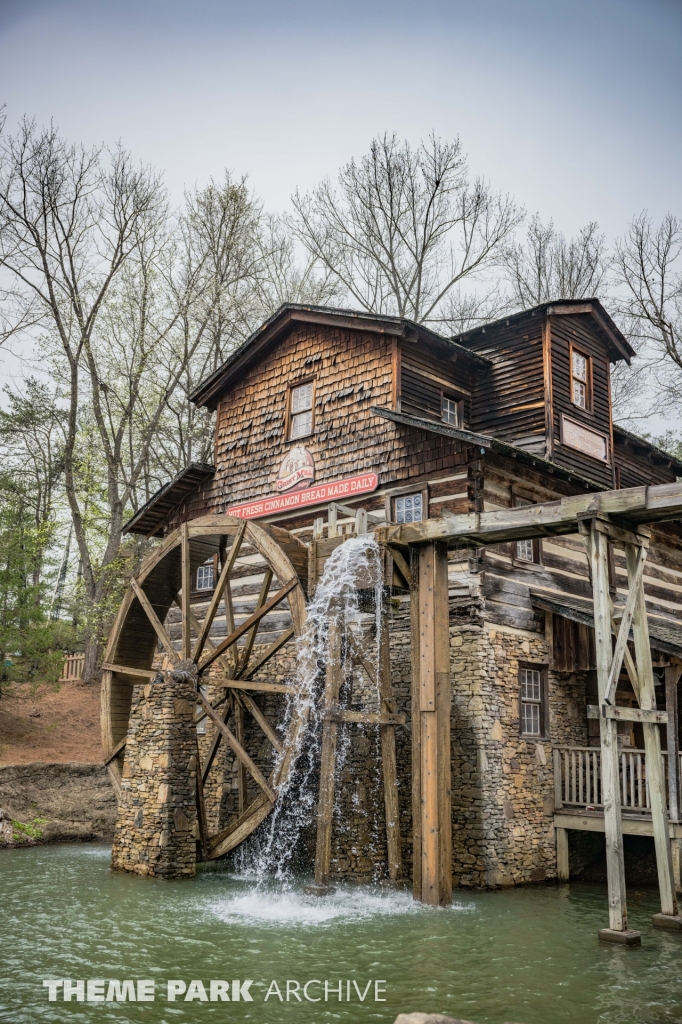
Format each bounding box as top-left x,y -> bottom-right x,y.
123,463 -> 215,536
190,303 -> 491,411
453,298 -> 636,365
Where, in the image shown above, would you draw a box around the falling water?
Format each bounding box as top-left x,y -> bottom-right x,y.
236,533 -> 385,883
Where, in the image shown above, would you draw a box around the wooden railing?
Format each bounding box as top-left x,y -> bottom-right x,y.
59,652 -> 85,681
553,745 -> 682,815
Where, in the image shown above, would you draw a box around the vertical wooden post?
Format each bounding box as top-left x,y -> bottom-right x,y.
556,827 -> 569,881
626,542 -> 679,924
416,541 -> 452,907
379,600 -> 402,881
312,614 -> 343,892
665,664 -> 681,822
181,522 -> 192,660
410,546 -> 422,900
195,736 -> 209,861
583,521 -> 634,942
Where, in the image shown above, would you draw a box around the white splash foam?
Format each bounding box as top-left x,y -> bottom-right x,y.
207,884 -> 422,928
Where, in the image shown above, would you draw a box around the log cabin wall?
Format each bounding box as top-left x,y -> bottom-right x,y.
548,312 -> 614,488
463,313 -> 547,456
614,427 -> 678,488
398,339 -> 473,426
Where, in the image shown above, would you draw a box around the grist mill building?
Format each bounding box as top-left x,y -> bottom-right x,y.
113,299 -> 682,899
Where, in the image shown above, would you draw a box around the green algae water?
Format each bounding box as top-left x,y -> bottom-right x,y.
1,845 -> 681,1024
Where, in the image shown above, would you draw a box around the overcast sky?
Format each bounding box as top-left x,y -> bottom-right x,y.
0,0 -> 681,423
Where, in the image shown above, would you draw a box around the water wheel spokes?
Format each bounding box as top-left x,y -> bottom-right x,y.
101,514 -> 308,860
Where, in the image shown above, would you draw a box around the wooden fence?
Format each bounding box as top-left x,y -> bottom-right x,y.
59,653 -> 85,682
553,745 -> 682,815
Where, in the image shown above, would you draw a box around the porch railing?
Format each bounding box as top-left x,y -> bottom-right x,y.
553,745 -> 682,815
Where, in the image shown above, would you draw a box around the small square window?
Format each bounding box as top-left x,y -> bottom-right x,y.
289,381 -> 313,439
395,493 -> 423,524
196,564 -> 214,591
442,395 -> 460,426
519,666 -> 546,737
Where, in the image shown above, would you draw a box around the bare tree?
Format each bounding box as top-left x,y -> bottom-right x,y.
612,212 -> 682,418
502,215 -> 610,309
0,121 -> 265,679
291,132 -> 521,326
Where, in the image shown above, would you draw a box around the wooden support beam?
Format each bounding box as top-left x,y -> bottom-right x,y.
666,664 -> 681,823
379,602 -> 402,882
324,710 -> 406,726
130,578 -> 179,667
626,542 -> 678,920
584,521 -> 632,938
233,695 -> 247,813
410,545 -> 423,901
193,521 -> 245,661
102,662 -> 155,680
604,541 -> 648,704
376,480 -> 682,547
556,827 -> 569,881
313,615 -> 343,889
195,736 -> 209,860
586,705 -> 668,724
416,541 -> 452,907
181,522 -> 192,659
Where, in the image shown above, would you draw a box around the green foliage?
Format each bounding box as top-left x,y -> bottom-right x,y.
11,816 -> 47,843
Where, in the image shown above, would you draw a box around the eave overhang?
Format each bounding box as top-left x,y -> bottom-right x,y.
371,406 -> 604,493
530,589 -> 682,658
123,463 -> 215,536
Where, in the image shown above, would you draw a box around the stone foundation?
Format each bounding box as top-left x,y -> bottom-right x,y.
111,664 -> 198,878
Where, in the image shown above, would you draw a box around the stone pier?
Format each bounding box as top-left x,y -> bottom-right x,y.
111,662 -> 198,878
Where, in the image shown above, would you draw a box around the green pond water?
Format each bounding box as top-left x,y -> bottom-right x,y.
1,844 -> 681,1024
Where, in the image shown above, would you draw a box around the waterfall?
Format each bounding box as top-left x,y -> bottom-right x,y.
236,533 -> 384,884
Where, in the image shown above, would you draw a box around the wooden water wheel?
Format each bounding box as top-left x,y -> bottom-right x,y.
101,514 -> 308,859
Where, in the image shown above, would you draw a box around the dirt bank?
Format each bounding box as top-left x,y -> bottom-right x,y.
0,678 -> 103,765
0,763 -> 117,847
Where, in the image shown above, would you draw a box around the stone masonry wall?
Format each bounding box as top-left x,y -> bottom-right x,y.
111,668 -> 198,878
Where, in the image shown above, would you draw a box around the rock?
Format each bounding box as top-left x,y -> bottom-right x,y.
0,763 -> 116,843
393,1015 -> 477,1024
29,710 -> 41,717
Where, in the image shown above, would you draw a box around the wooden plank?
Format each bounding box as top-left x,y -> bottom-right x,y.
234,695 -> 247,814
103,735 -> 127,765
237,568 -> 273,674
379,604 -> 402,881
241,626 -> 295,680
130,578 -> 179,666
325,710 -> 407,726
586,522 -> 629,933
198,578 -> 297,673
207,792 -> 274,859
410,546 -> 422,901
666,665 -> 681,822
201,694 -> 233,784
102,662 -> 155,680
556,826 -> 569,881
181,522 -> 191,659
314,616 -> 343,887
239,691 -> 284,753
587,705 -> 668,724
195,737 -> 209,860
198,691 -> 276,803
626,541 -> 678,918
193,521 -> 245,661
376,479 -> 682,547
214,678 -> 297,695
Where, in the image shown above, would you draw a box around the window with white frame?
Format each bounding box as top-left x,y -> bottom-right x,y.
516,538 -> 535,563
519,666 -> 545,736
571,349 -> 590,410
196,564 -> 214,591
289,381 -> 314,439
441,394 -> 460,426
395,493 -> 423,524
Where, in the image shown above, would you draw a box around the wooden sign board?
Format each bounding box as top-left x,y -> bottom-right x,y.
228,472 -> 379,520
561,415 -> 609,463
